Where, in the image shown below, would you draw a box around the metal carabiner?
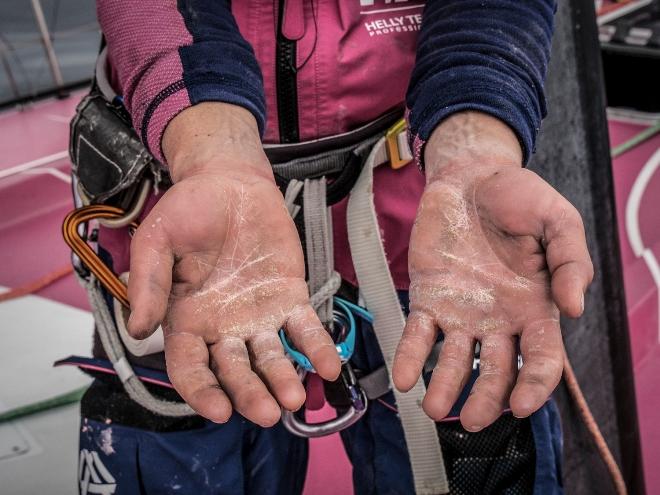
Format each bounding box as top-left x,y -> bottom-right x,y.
281,364 -> 368,438
62,204 -> 135,307
63,174 -> 153,304
280,298 -> 374,437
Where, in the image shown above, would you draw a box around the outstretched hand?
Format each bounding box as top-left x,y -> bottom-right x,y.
126,103 -> 340,425
392,112 -> 593,431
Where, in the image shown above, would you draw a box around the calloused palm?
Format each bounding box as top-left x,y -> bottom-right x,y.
127,173 -> 340,426
393,166 -> 593,431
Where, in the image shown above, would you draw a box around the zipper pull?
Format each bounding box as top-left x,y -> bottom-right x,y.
282,0 -> 306,41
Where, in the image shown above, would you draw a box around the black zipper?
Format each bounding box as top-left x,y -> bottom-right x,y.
276,0 -> 300,143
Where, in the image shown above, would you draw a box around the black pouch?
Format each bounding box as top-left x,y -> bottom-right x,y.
69,90 -> 160,207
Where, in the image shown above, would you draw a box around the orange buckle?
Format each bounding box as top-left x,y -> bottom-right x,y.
62,205 -> 133,307
385,118 -> 412,170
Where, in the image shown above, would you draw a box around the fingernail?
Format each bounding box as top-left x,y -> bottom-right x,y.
468,424 -> 483,432
580,292 -> 585,313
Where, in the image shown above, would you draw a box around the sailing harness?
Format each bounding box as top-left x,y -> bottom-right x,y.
59,48 -> 629,495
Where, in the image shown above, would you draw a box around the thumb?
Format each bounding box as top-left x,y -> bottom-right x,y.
475,168 -> 594,318
543,201 -> 594,318
127,221 -> 173,339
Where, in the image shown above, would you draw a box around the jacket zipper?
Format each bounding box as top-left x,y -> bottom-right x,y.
276,0 -> 300,143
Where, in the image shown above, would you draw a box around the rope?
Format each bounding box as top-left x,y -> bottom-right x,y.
0,265 -> 73,303
563,347 -> 628,495
309,272 -> 341,310
81,274 -> 195,417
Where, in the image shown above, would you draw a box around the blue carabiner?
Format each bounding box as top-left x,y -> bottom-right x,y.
279,297 -> 373,372
335,296 -> 373,324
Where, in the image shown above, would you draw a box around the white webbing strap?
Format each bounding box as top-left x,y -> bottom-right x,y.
347,137 -> 448,495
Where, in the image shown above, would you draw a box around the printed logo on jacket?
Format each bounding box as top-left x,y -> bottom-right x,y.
358,0 -> 425,36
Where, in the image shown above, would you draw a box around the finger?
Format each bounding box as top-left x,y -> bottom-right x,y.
543,202 -> 594,318
248,332 -> 306,412
285,305 -> 341,381
164,332 -> 232,423
210,336 -> 281,427
422,332 -> 475,421
510,319 -> 563,418
393,312 -> 438,392
460,334 -> 516,432
127,219 -> 174,339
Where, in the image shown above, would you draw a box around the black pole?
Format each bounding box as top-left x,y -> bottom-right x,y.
529,0 -> 645,493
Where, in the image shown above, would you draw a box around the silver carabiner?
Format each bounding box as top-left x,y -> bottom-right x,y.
281,365 -> 368,438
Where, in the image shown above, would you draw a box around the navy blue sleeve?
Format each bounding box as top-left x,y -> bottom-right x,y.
176,0 -> 266,136
406,0 -> 556,166
99,0 -> 265,163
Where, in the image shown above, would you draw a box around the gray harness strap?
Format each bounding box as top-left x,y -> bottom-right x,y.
347,137 -> 449,495
359,342 -> 443,400
302,177 -> 335,326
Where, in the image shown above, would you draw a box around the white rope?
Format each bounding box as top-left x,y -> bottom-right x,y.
81,274 -> 195,417
309,271 -> 341,310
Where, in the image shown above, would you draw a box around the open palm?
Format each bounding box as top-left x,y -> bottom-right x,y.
127,173 -> 340,425
393,166 -> 593,431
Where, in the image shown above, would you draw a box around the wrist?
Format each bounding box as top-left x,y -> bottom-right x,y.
423,112 -> 523,185
162,102 -> 273,184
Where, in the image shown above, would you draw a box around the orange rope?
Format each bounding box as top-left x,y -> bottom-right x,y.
563,348 -> 628,495
0,265 -> 73,303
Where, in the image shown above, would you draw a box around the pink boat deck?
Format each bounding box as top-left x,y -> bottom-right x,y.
608,110 -> 660,493
0,94 -> 658,493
